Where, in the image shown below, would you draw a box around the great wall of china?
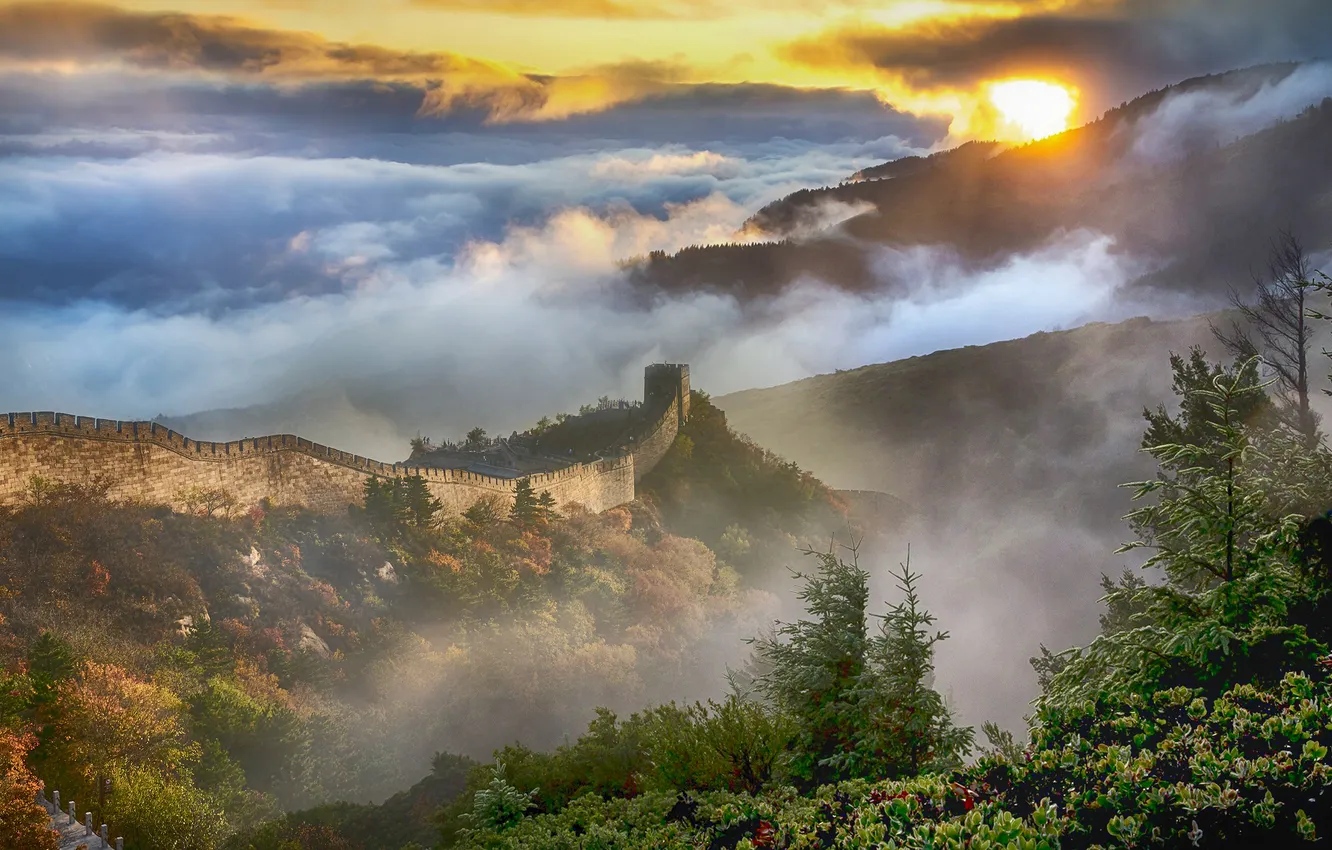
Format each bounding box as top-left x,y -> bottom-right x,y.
0,364 -> 691,517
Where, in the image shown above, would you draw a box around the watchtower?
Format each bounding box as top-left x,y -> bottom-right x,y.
644,363 -> 690,427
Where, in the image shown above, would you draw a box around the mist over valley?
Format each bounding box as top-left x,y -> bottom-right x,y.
3,2 -> 1332,847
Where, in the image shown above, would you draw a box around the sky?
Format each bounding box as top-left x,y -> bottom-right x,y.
2,0 -> 1332,454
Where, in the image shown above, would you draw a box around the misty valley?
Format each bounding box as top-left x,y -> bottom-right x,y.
3,5 -> 1332,849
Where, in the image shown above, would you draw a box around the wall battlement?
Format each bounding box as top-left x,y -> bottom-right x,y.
0,365 -> 690,517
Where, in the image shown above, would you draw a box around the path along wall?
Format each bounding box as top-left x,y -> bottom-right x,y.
627,396 -> 679,483
0,413 -> 637,516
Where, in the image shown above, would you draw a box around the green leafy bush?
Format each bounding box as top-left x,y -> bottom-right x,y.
470,668 -> 1332,848
103,766 -> 229,850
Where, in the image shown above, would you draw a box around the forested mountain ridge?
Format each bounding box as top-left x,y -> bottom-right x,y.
627,63 -> 1332,305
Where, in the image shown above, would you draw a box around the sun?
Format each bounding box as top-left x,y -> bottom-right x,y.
987,79 -> 1077,141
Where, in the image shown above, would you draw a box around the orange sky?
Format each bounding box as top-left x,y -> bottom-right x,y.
101,0 -> 1092,140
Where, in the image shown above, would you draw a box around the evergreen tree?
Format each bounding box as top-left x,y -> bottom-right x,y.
535,491 -> 557,524
510,480 -> 539,528
846,551 -> 973,778
749,544 -> 968,785
185,617 -> 234,678
464,428 -> 488,451
27,631 -> 75,687
401,474 -> 443,529
748,544 -> 869,786
26,631 -> 76,766
463,497 -> 502,529
1141,347 -> 1273,476
362,478 -> 398,533
1041,357 -> 1319,707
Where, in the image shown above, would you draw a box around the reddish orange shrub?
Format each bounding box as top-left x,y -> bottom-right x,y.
0,729 -> 58,850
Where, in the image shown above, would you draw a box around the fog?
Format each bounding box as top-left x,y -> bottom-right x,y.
1,162 -> 1150,463
4,55 -> 1332,790
1127,60 -> 1332,164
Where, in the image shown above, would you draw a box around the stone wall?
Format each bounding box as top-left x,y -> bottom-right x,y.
0,364 -> 689,517
0,412 -> 636,516
628,396 -> 679,483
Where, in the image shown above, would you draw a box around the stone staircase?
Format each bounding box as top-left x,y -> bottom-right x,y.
37,787 -> 122,850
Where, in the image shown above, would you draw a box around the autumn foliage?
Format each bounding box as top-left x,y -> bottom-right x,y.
0,729 -> 56,850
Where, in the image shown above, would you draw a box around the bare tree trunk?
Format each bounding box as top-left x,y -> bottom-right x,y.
1211,229 -> 1320,448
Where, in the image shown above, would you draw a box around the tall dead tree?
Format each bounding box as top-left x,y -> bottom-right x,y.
1212,229 -> 1320,448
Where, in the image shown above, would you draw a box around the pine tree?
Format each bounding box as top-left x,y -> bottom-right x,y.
185,618 -> 233,678
536,491 -> 557,524
748,544 -> 869,786
27,632 -> 75,687
749,544 -> 970,784
1141,348 -> 1273,477
463,497 -> 502,529
401,474 -> 442,528
856,552 -> 972,777
26,632 -> 76,766
363,477 -> 397,532
464,428 -> 488,451
1041,357 -> 1316,707
510,480 -> 539,527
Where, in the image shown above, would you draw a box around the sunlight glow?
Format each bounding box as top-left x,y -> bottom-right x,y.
988,79 -> 1077,140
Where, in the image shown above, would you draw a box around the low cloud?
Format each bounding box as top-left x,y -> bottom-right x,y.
0,174 -> 1147,463
588,151 -> 743,181
1126,60 -> 1332,165
0,136 -> 923,309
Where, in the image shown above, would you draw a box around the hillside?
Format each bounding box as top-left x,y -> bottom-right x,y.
629,64 -> 1332,303
0,392 -> 864,849
713,314 -> 1300,732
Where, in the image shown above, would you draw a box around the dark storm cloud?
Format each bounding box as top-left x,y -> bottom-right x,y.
779,0 -> 1332,112
0,67 -> 943,163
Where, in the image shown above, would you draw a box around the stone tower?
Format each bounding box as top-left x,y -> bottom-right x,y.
643,363 -> 691,427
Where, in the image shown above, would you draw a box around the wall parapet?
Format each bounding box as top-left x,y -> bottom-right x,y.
38,785 -> 121,849
0,364 -> 689,516
0,411 -> 632,496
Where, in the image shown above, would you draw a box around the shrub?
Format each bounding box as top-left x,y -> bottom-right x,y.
0,728 -> 57,850
103,766 -> 228,850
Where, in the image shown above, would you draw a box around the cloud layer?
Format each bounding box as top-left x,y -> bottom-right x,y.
781,0 -> 1332,118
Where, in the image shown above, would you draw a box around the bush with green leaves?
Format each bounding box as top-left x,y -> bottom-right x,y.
438,696 -> 793,842
103,766 -> 229,850
467,667 -> 1332,848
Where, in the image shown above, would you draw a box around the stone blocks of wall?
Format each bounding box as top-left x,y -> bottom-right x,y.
0,412 -> 637,517
628,397 -> 679,483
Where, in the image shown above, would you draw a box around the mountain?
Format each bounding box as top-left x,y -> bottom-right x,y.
712,313 -> 1331,731
629,63 -> 1332,304
742,140 -> 1005,235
